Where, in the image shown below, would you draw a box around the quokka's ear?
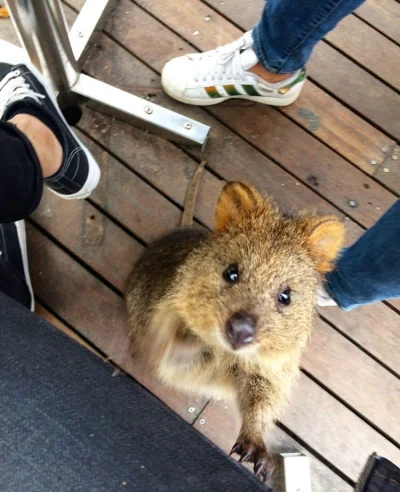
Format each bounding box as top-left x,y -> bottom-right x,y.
215,182 -> 264,232
304,217 -> 345,273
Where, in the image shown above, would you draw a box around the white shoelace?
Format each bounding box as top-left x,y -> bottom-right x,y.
189,34 -> 254,84
0,69 -> 45,119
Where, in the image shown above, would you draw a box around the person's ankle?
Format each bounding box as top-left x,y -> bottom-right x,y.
8,114 -> 63,178
249,63 -> 293,84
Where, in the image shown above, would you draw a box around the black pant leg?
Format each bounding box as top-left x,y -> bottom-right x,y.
0,122 -> 43,223
0,260 -> 31,308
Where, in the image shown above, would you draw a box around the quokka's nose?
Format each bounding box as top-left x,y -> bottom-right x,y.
225,312 -> 257,349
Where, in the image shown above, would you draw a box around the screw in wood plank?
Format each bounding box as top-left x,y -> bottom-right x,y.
188,407 -> 196,413
145,106 -> 153,115
392,155 -> 398,160
78,31 -> 84,38
369,159 -> 378,165
348,200 -> 357,208
204,15 -> 211,21
381,147 -> 389,153
184,122 -> 192,130
193,30 -> 200,36
199,419 -> 206,425
383,168 -> 390,173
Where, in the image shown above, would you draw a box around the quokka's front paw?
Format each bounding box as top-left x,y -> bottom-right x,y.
230,435 -> 274,482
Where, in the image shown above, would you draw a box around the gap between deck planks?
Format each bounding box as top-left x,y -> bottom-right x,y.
356,0 -> 400,45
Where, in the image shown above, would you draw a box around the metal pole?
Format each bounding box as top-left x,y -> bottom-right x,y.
5,0 -> 79,93
2,0 -> 210,148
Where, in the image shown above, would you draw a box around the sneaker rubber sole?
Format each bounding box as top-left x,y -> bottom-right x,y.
15,220 -> 35,312
162,75 -> 303,107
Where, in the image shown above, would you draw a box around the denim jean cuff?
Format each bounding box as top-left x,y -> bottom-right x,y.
252,26 -> 280,74
324,273 -> 356,311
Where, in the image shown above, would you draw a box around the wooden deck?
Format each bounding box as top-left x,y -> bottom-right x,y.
3,1 -> 400,490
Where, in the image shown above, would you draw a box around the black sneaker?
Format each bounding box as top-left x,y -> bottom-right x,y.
0,60 -> 100,199
0,221 -> 34,311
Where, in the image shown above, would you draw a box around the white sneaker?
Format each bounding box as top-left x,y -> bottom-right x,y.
317,285 -> 337,308
162,32 -> 306,107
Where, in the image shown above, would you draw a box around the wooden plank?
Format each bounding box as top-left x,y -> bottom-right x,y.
283,375 -> 400,481
35,303 -> 104,358
27,225 -> 207,422
120,4 -> 397,192
193,374 -> 400,483
33,189 -> 144,292
374,145 -> 400,194
211,102 -> 397,226
309,42 -> 400,140
281,83 -> 396,187
80,34 -> 358,221
305,318 -> 400,443
197,0 -> 400,139
326,15 -> 400,91
356,0 -> 400,45
78,109 -> 223,228
103,0 -> 397,227
0,16 -> 20,46
193,400 -> 353,492
320,303 -> 400,376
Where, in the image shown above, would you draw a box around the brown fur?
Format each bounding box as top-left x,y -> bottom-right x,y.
125,182 -> 345,480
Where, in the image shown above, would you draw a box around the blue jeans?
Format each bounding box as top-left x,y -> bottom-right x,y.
253,0 -> 366,73
326,200 -> 400,310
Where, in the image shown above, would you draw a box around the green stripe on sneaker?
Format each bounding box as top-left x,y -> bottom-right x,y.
278,69 -> 307,94
242,84 -> 262,96
205,85 -> 222,98
223,84 -> 241,96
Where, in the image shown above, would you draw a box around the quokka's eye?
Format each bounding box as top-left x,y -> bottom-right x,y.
223,264 -> 239,283
278,288 -> 291,306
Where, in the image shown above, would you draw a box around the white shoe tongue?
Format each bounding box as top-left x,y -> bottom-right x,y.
240,48 -> 258,71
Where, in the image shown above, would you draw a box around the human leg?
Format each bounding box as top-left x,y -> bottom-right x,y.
0,60 -> 100,208
162,0 -> 365,106
253,0 -> 366,74
324,200 -> 400,310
